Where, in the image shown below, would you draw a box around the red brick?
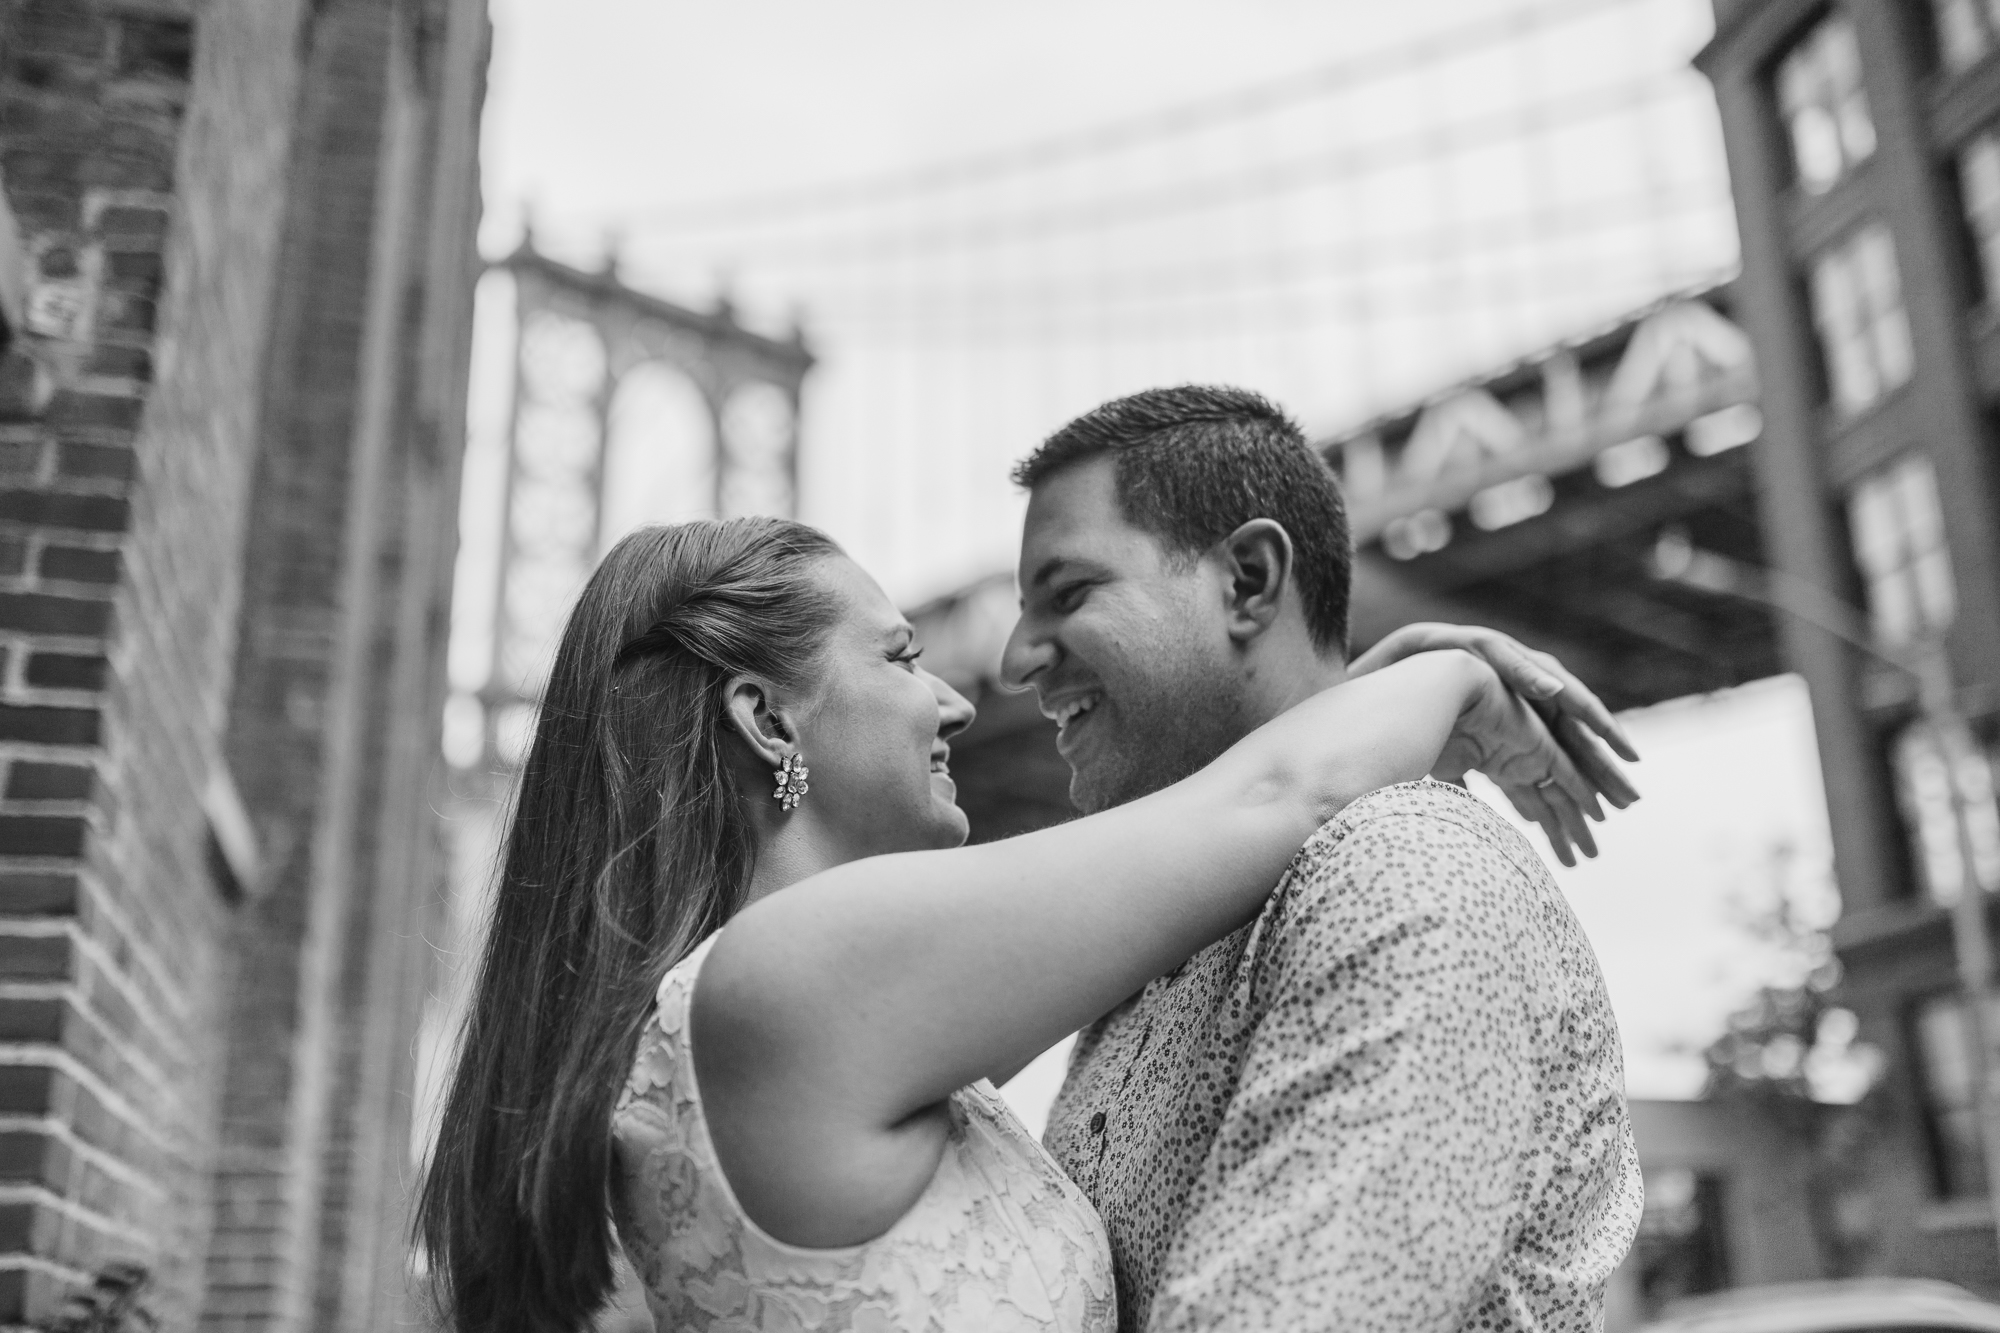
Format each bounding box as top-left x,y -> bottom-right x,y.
0,816 -> 87,858
15,5 -> 109,64
0,1203 -> 32,1252
36,244 -> 79,279
95,206 -> 168,245
0,1000 -> 64,1044
0,537 -> 26,575
77,152 -> 172,193
0,1064 -> 58,1115
95,290 -> 154,336
83,345 -> 150,382
44,391 -> 141,432
0,704 -> 100,745
0,148 -> 75,189
0,490 -> 128,531
52,443 -> 133,482
114,17 -> 193,83
7,761 -> 94,800
0,441 -> 43,475
23,654 -> 108,690
0,932 -> 71,979
102,249 -> 160,290
0,593 -> 111,636
9,189 -> 76,233
36,545 -> 119,583
0,871 -> 79,915
0,1129 -> 65,1188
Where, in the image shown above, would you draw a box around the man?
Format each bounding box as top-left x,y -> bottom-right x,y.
1000,385 -> 1644,1331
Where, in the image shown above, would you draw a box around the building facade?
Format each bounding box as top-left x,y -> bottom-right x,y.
1699,0 -> 2000,1294
0,1 -> 486,1328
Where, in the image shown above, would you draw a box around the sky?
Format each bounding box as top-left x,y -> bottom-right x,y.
449,0 -> 1854,1124
479,0 -> 1738,601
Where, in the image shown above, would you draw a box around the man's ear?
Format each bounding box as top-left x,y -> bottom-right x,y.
721,675 -> 797,768
1218,518 -> 1294,645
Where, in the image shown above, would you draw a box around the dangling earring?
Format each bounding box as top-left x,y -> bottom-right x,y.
772,752 -> 809,811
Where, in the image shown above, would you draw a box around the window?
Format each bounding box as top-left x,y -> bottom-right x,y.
1932,0 -> 2000,73
1914,992 -> 2000,1198
1892,724 -> 2000,906
1811,225 -> 1915,415
1632,1169 -> 1730,1312
1848,455 -> 1953,647
1777,14 -> 1877,194
1961,131 -> 2000,303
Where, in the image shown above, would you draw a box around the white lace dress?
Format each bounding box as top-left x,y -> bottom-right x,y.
610,936 -> 1118,1333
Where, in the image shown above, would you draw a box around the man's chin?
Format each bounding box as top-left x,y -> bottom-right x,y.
1067,760 -> 1142,816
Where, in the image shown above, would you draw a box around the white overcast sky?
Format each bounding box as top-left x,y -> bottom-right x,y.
461,0 -> 1851,1112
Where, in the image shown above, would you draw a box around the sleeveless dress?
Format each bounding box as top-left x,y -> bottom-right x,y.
609,936 -> 1118,1333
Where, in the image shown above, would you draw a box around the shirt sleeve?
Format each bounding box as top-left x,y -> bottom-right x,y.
1145,809 -> 1544,1333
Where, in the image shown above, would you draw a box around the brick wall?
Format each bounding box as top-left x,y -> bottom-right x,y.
0,0 -> 229,1321
0,1 -> 485,1328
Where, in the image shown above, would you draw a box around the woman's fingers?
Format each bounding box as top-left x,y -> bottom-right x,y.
1556,712 -> 1641,809
1538,745 -> 1601,859
1511,782 -> 1579,868
1353,625 -> 1642,763
1526,648 -> 1641,762
1538,707 -> 1639,812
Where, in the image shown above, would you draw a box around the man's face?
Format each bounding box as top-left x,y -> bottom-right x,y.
1000,457 -> 1246,813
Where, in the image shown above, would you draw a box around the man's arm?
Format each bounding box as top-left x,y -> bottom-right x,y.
1148,806 -> 1544,1332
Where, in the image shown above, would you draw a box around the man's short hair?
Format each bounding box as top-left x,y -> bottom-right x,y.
1012,385 -> 1352,655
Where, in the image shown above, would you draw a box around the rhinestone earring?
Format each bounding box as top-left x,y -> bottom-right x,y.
772,753 -> 809,811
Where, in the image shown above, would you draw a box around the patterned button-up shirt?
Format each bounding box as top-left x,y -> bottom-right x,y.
1045,780 -> 1643,1333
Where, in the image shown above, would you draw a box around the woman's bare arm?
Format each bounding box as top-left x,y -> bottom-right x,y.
694,650 -> 1589,1246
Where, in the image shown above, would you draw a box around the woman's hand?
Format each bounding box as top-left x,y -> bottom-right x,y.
1433,656 -> 1605,868
1349,622 -> 1640,823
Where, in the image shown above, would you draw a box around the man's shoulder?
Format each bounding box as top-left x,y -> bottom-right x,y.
1243,779 -> 1558,965
1292,778 -> 1545,889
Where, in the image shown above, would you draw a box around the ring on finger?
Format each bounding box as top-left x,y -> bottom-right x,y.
1534,775 -> 1561,790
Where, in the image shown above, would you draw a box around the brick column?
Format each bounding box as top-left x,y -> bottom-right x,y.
0,0 -> 302,1325
0,0 -> 484,1327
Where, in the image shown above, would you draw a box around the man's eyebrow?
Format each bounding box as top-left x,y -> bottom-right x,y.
1027,556 -> 1089,590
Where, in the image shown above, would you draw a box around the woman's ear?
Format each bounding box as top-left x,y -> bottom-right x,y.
722,675 -> 797,768
1219,518 -> 1295,644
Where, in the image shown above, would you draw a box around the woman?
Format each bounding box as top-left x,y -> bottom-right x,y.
417,516 -> 1631,1333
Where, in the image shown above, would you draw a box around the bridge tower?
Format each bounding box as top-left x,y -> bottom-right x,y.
467,240 -> 814,771
412,245 -> 814,1202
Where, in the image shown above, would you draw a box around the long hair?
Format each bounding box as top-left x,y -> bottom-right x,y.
416,517 -> 843,1332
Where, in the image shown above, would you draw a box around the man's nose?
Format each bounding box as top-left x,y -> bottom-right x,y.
998,613 -> 1053,692
928,670 -> 977,739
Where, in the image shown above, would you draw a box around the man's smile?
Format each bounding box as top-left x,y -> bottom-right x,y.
1045,692 -> 1104,756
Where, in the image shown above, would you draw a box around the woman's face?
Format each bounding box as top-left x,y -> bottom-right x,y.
793,556 -> 975,857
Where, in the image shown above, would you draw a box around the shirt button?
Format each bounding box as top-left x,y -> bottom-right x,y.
1089,1111 -> 1107,1135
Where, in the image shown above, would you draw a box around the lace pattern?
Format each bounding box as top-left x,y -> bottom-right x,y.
611,936 -> 1117,1333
